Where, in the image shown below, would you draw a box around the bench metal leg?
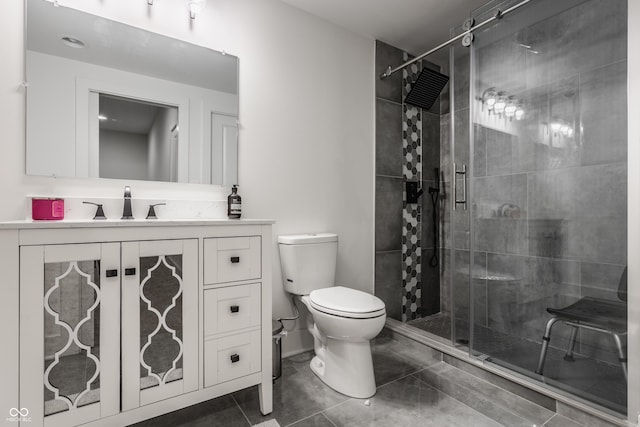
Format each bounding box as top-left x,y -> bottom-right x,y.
535,317 -> 560,375
563,326 -> 578,362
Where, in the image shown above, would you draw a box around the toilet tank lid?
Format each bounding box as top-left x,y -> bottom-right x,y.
278,233 -> 337,244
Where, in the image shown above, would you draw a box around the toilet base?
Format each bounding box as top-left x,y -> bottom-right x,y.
309,338 -> 376,399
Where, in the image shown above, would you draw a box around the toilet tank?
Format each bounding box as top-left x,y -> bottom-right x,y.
277,233 -> 338,295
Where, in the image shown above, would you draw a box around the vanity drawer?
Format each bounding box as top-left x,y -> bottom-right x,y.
204,236 -> 261,284
204,330 -> 261,387
204,283 -> 261,336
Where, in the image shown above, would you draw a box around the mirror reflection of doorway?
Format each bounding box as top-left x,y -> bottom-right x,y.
170,124 -> 179,183
97,93 -> 179,182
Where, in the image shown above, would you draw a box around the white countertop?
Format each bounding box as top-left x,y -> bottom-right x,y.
0,218 -> 275,229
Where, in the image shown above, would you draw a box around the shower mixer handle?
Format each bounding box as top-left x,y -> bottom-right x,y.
405,181 -> 424,204
453,163 -> 467,211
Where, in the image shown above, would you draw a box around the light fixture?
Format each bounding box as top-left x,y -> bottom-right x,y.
494,92 -> 507,115
481,87 -> 526,121
188,0 -> 206,19
486,96 -> 496,110
61,36 -> 86,49
481,87 -> 497,111
504,96 -> 517,118
147,0 -> 153,5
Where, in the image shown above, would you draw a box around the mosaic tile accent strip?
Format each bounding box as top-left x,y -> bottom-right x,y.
401,52 -> 422,322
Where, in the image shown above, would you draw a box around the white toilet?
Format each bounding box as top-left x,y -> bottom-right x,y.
278,233 -> 386,398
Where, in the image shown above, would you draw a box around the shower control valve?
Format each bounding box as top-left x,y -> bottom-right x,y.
405,181 -> 424,204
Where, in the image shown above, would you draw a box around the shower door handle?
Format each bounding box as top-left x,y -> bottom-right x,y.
453,163 -> 467,211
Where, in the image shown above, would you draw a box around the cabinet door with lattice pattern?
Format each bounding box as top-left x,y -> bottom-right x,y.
121,239 -> 198,410
20,243 -> 121,427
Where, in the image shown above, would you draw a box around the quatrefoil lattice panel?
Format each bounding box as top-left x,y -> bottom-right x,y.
139,255 -> 184,389
43,260 -> 101,416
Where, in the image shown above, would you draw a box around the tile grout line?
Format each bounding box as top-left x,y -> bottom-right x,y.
322,412 -> 340,427
287,360 -> 435,426
284,410 -> 339,427
407,367 -> 517,426
540,412 -> 560,427
440,363 -> 555,413
230,393 -> 254,427
374,360 -> 440,389
411,363 -> 551,427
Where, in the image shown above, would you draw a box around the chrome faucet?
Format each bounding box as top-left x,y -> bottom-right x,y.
121,186 -> 134,219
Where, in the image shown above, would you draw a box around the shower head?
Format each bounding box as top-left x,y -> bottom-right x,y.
405,67 -> 449,111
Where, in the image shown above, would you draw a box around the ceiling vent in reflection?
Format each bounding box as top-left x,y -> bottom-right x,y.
404,67 -> 449,111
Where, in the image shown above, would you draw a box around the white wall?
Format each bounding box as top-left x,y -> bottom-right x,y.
0,0 -> 374,356
148,107 -> 178,182
100,130 -> 149,181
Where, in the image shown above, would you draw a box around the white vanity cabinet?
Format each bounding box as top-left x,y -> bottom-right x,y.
203,236 -> 263,388
0,220 -> 273,427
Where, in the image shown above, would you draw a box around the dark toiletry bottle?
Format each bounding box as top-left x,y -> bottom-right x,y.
227,185 -> 242,219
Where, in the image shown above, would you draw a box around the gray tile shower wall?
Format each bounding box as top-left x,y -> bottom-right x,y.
375,176 -> 403,252
375,41 -> 403,104
375,99 -> 403,177
375,41 -> 405,321
375,250 -> 403,321
375,40 -> 444,321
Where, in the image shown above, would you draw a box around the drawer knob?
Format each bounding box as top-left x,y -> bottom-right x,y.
106,269 -> 118,278
230,305 -> 240,313
230,256 -> 240,264
230,353 -> 240,363
125,267 -> 136,276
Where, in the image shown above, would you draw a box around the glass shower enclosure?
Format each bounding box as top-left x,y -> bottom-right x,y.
401,0 -> 628,417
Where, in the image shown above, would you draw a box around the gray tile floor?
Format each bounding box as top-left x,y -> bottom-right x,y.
408,314 -> 627,414
131,331 -> 609,427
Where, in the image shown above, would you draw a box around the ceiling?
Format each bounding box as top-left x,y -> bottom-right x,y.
279,0 -> 490,57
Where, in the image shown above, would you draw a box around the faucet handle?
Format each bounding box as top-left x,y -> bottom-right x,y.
83,201 -> 107,220
146,203 -> 166,219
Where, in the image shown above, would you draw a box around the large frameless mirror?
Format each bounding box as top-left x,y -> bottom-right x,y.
25,0 -> 239,185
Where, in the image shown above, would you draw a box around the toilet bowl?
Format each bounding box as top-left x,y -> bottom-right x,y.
278,233 -> 386,398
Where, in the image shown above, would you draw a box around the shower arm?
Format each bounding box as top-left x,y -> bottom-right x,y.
379,0 -> 532,79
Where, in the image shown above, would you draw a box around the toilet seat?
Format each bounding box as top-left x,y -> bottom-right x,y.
309,286 -> 386,319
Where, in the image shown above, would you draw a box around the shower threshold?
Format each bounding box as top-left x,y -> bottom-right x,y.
387,317 -> 627,426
